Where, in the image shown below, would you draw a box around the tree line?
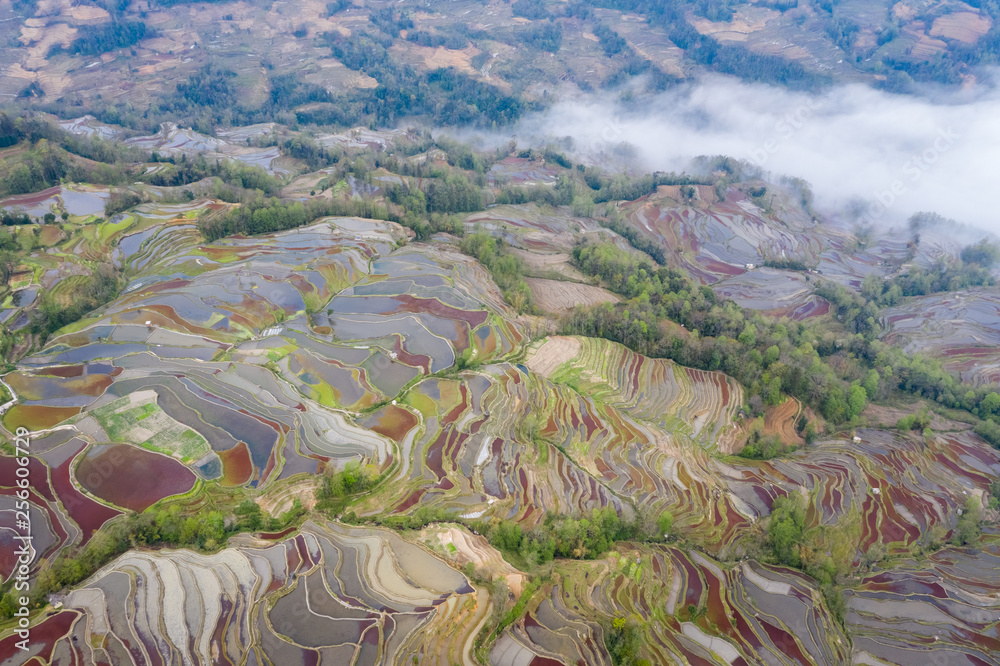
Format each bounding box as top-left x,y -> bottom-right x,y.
566,237 -> 1000,440
198,195 -> 397,242
53,20 -> 152,57
487,507 -> 671,566
0,495 -> 304,620
566,242 -> 870,424
585,0 -> 826,89
460,231 -> 534,314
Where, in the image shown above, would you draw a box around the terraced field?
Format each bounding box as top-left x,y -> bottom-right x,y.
713,267 -> 829,320
525,278 -> 620,314
619,186 -> 966,297
621,187 -> 842,285
0,184 -> 108,219
464,204 -> 629,255
1,521 -> 478,666
0,518 -> 863,666
344,333 -> 1000,564
496,545 -> 850,665
6,252 -> 1000,663
120,122 -> 292,176
2,159 -> 1000,664
846,538 -> 1000,665
882,288 -> 1000,386
355,365 -> 630,525
487,157 -> 561,187
0,214 -> 536,565
1,431 -> 121,568
730,429 -> 1000,564
528,336 -> 743,450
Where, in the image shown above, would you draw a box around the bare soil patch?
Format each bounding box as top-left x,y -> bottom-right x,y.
893,3 -> 918,21
389,43 -> 481,75
862,403 -> 972,431
929,12 -> 991,43
510,248 -> 587,280
525,336 -> 582,378
909,32 -> 948,58
764,398 -> 804,447
690,8 -> 779,42
429,526 -> 526,595
67,4 -> 111,22
258,478 -> 320,516
526,277 -> 620,315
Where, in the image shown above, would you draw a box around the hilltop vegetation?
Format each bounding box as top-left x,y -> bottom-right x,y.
6,0 -> 1000,136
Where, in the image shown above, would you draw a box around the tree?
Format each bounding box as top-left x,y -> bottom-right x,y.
862,369 -> 880,398
235,499 -> 263,531
764,345 -> 780,367
821,386 -> 847,423
605,616 -> 645,666
493,522 -> 523,552
954,495 -> 982,545
847,385 -> 867,420
768,495 -> 806,567
66,20 -> 151,57
657,511 -> 673,538
980,392 -> 1000,418
974,418 -> 1000,448
961,239 -> 1000,268
0,593 -> 16,619
179,517 -> 200,544
202,511 -> 226,545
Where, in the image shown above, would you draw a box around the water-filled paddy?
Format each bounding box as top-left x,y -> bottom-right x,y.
361,404 -> 419,441
3,404 -> 80,431
218,442 -> 254,486
76,444 -> 197,511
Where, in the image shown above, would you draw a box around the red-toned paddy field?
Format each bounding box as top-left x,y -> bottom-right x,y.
619,187 -> 841,286
75,444 -> 197,512
881,288 -> 1000,386
0,435 -> 121,565
847,538 -> 1000,665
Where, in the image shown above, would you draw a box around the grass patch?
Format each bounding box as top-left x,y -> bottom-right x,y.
91,395 -> 210,463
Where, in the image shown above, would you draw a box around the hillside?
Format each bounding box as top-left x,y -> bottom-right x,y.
0,103 -> 999,666
4,0 -> 1000,131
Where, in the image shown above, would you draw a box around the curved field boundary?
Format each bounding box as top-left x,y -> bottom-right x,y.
527,336 -> 743,450
28,521 -> 475,666
498,544 -> 849,665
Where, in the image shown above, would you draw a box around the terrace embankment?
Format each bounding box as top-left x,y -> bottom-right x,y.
525,277 -> 620,314
39,521 -> 477,665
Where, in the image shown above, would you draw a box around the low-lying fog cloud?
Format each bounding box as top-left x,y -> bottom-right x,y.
508,75 -> 1000,233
